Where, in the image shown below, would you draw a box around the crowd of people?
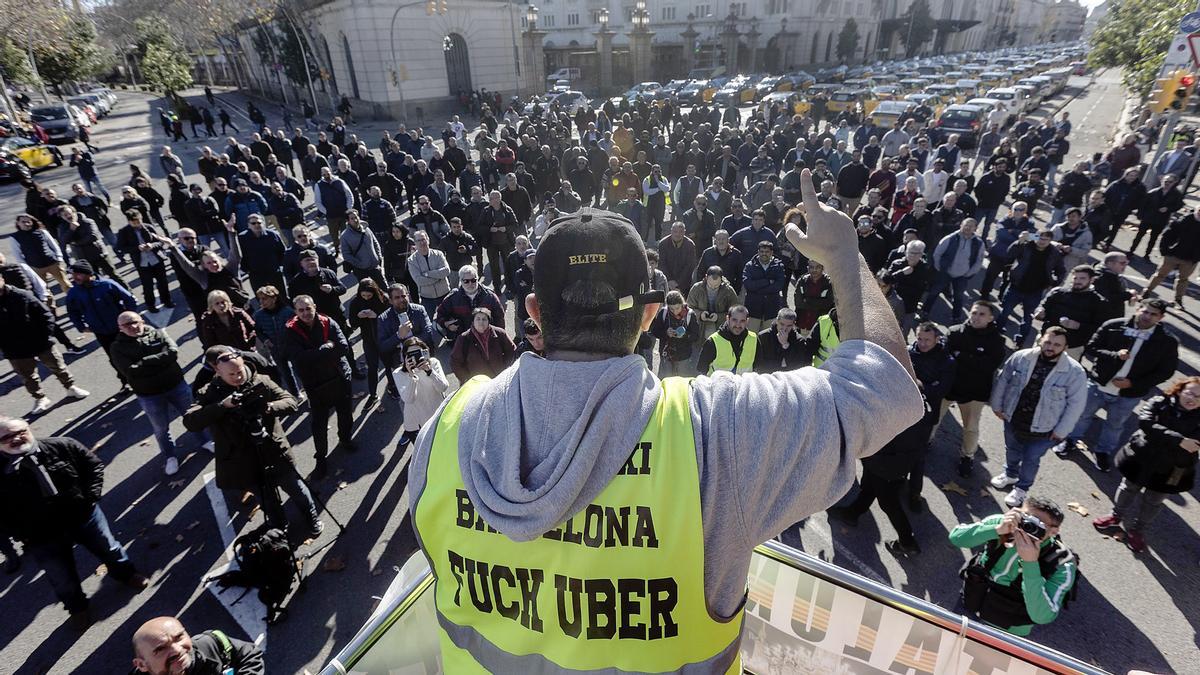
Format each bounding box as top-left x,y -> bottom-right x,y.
1,81 -> 1196,655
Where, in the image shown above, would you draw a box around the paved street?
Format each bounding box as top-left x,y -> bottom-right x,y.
0,69 -> 1197,674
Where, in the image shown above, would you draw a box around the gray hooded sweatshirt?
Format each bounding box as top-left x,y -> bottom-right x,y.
408,339 -> 922,619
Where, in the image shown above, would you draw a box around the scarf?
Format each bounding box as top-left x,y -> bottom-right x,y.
3,448 -> 59,498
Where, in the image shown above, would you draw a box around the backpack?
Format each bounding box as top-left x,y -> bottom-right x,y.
208,526 -> 300,624
961,536 -> 1080,627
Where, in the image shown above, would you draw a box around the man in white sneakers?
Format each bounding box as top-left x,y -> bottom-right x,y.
988,326 -> 1087,507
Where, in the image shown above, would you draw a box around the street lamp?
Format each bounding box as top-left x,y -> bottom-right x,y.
597,7 -> 609,29
526,4 -> 539,30
631,0 -> 649,30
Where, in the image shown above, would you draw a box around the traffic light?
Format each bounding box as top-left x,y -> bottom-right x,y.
1169,71 -> 1196,111
1149,70 -> 1197,114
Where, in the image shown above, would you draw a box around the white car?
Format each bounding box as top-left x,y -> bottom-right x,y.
985,87 -> 1031,115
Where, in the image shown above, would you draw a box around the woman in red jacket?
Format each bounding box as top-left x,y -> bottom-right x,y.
450,307 -> 515,383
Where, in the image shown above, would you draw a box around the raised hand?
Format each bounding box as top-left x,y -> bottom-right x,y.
784,169 -> 858,269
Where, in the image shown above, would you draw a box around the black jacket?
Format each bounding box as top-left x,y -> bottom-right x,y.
973,171 -> 1010,210
1116,395 -> 1199,494
1037,287 -> 1105,348
280,314 -> 352,405
1083,318 -> 1179,398
883,258 -> 932,313
1092,266 -> 1134,322
0,286 -> 55,359
1159,214 -> 1200,261
910,342 -> 955,423
288,268 -> 346,322
110,326 -> 185,396
944,321 -> 1007,403
0,437 -> 104,544
184,364 -> 298,491
116,223 -> 169,267
753,325 -> 809,374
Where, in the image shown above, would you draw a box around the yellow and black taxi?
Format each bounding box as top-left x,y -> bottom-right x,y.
759,91 -> 810,118
0,136 -> 63,181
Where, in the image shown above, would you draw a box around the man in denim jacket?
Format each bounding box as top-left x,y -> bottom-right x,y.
989,326 -> 1087,507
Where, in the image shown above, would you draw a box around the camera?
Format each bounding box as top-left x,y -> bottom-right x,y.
229,388 -> 270,442
406,348 -> 429,364
1018,513 -> 1047,540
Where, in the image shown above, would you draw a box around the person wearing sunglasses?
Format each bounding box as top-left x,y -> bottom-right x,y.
0,417 -> 149,629
433,264 -> 505,341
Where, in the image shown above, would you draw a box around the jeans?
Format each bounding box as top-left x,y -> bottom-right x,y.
1002,424 -> 1057,491
259,463 -> 319,531
1112,477 -> 1168,532
1066,382 -> 1142,456
26,504 -> 136,612
310,397 -> 353,459
922,272 -> 972,322
82,176 -> 110,202
137,380 -> 209,458
998,287 -> 1045,345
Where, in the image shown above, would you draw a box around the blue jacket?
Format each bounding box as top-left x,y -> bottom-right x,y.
376,303 -> 436,358
741,256 -> 788,320
991,347 -> 1088,438
252,303 -> 296,349
988,217 -> 1036,259
66,279 -> 137,335
237,229 -> 287,277
224,191 -> 267,231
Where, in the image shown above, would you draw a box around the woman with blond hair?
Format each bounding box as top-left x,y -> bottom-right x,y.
198,290 -> 257,351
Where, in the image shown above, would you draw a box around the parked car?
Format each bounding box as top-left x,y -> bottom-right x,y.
677,79 -> 716,103
868,100 -> 917,127
985,87 -> 1030,115
546,67 -> 581,83
29,103 -> 80,143
935,104 -> 987,148
759,91 -> 810,118
0,136 -> 62,180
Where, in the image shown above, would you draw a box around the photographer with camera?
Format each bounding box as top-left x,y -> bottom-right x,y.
950,495 -> 1077,637
395,337 -> 449,448
183,347 -> 323,539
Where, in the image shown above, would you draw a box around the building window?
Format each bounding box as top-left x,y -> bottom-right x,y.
694,4 -> 711,18
731,2 -> 747,16
590,9 -> 604,22
662,6 -> 676,20
567,12 -> 579,24
768,0 -> 790,14
624,5 -> 634,21
543,14 -> 556,26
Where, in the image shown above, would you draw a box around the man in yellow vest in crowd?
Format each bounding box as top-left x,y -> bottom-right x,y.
811,307 -> 842,367
696,305 -> 757,375
407,170 -> 921,673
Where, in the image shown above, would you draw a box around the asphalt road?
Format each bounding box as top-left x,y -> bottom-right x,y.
0,70 -> 1196,674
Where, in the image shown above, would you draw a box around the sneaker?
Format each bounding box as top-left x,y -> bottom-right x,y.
957,456 -> 973,478
990,473 -> 1019,490
306,520 -> 325,540
885,539 -> 922,557
1004,487 -> 1027,508
29,397 -> 53,415
1092,514 -> 1122,533
1094,452 -> 1112,472
1125,529 -> 1147,553
200,441 -> 215,453
66,386 -> 90,400
363,395 -> 378,409
1052,440 -> 1076,458
163,457 -> 179,476
826,507 -> 859,527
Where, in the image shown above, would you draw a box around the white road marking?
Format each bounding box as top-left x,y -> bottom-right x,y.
202,471 -> 269,649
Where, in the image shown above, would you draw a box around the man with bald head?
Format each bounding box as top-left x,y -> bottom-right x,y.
131,616 -> 264,674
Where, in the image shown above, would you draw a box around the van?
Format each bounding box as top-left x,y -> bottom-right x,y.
546,67 -> 581,83
986,87 -> 1029,115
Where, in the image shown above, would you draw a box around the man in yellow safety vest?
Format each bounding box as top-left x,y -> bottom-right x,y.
408,171 -> 920,673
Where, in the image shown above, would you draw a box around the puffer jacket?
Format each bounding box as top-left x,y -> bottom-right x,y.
184,363 -> 298,491
945,320 -> 1007,403
990,348 -> 1088,438
1116,395 -> 1200,494
109,325 -> 185,396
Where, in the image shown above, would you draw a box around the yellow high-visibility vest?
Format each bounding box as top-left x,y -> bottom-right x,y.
813,314 -> 840,367
707,331 -> 758,375
413,376 -> 744,674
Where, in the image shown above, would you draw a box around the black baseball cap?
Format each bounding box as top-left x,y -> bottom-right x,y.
534,209 -> 664,315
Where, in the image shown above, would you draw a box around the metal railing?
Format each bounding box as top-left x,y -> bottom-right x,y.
322,541 -> 1108,674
